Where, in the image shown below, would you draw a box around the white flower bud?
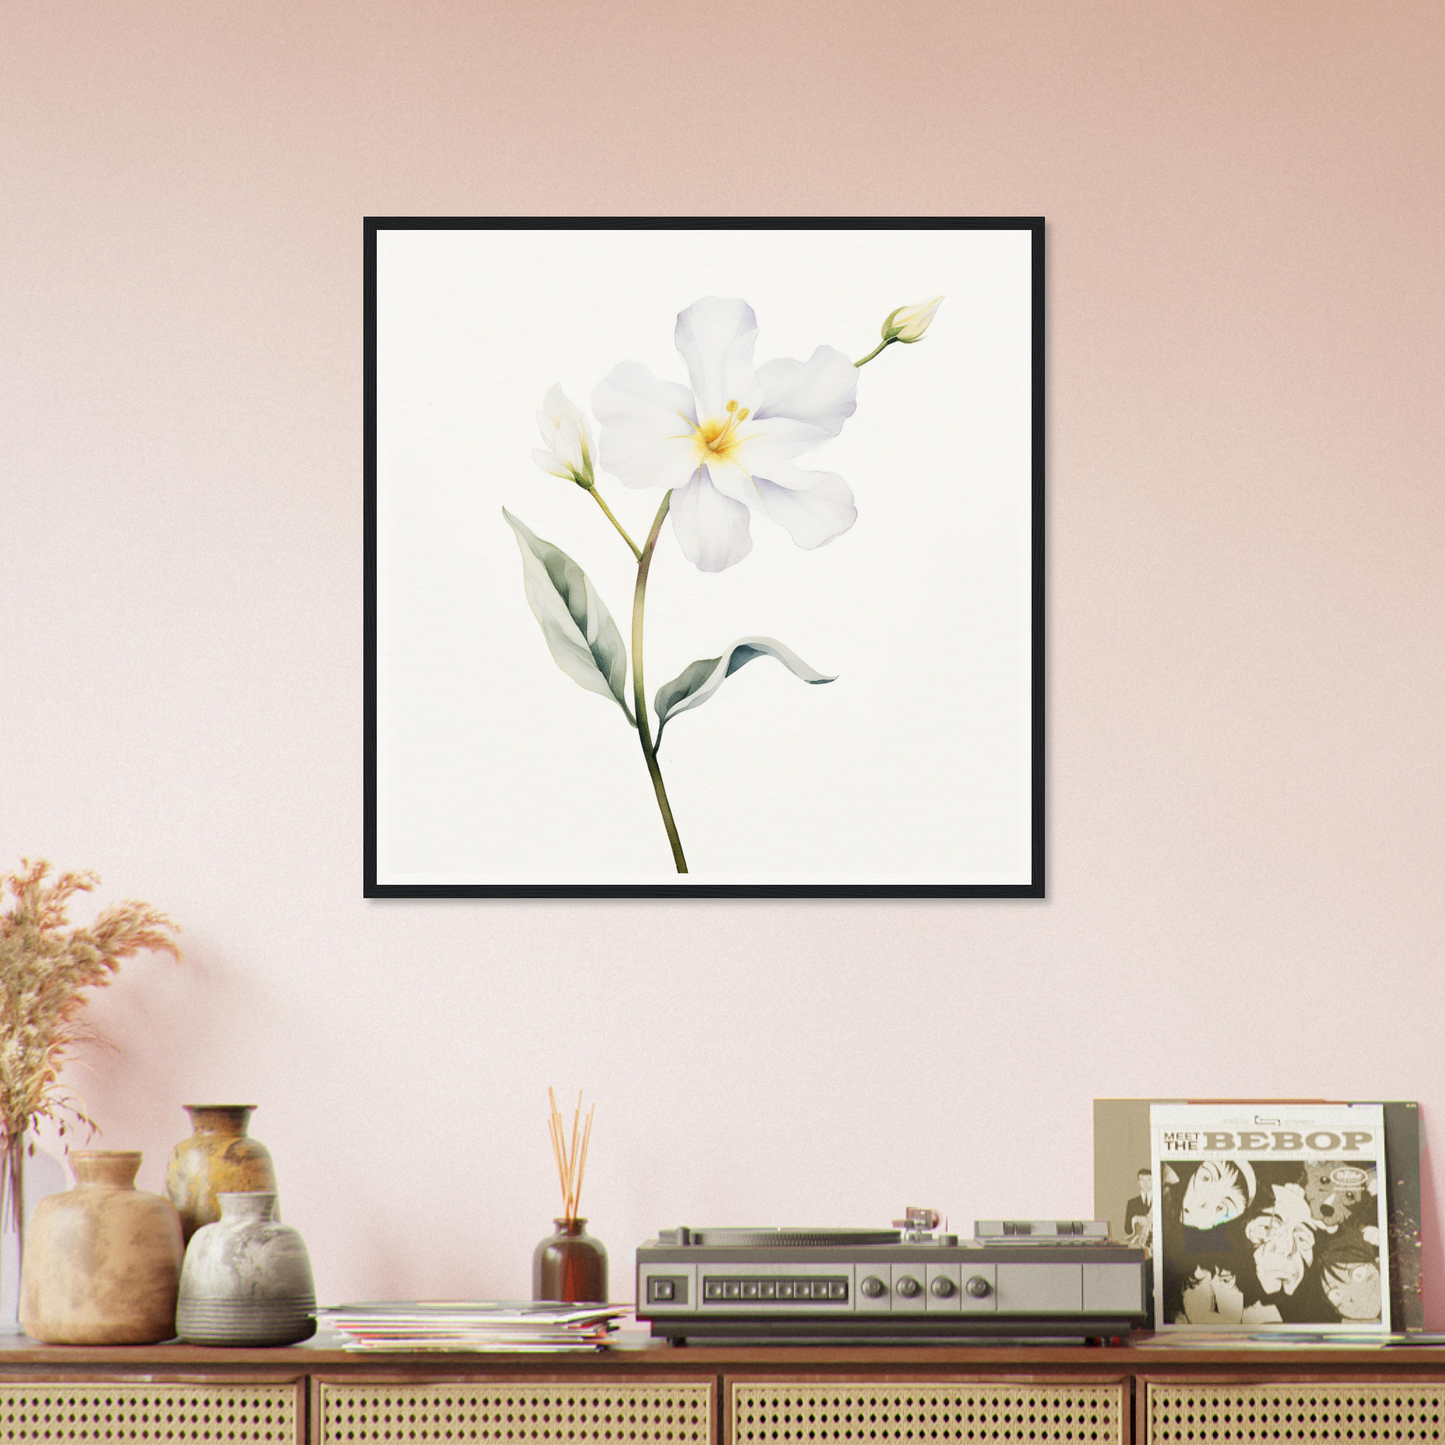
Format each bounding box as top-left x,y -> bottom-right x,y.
531,384 -> 596,488
882,296 -> 943,344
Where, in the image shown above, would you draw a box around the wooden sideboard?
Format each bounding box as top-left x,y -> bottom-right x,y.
3,1332 -> 1445,1444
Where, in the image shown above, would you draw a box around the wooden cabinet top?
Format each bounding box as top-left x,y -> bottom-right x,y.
2,1329 -> 1445,1374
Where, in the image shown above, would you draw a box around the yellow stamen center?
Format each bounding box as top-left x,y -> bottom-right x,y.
692,399 -> 750,467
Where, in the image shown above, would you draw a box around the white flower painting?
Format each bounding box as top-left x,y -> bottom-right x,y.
508,294 -> 940,873
367,220 -> 1041,895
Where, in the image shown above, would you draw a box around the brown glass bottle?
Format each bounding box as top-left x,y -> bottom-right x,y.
532,1218 -> 608,1303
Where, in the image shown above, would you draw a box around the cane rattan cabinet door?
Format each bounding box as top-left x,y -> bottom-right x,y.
318,1378 -> 715,1444
1145,1380 -> 1445,1443
0,1380 -> 302,1444
729,1380 -> 1124,1445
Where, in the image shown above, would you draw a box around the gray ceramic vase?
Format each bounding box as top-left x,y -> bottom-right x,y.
176,1191 -> 316,1346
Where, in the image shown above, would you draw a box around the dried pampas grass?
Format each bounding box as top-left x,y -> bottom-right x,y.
0,859 -> 180,1233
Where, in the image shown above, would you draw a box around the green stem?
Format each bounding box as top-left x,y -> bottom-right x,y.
632,492 -> 687,873
587,486 -> 642,561
854,336 -> 896,367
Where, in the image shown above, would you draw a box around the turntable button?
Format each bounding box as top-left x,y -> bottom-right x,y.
760,1281 -> 776,1299
860,1275 -> 886,1299
742,1281 -> 760,1299
966,1275 -> 992,1298
930,1276 -> 956,1298
778,1281 -> 795,1299
896,1275 -> 922,1298
723,1281 -> 742,1299
828,1281 -> 847,1300
704,1280 -> 723,1300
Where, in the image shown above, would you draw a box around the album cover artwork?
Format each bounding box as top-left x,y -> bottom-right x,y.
1149,1102 -> 1389,1333
1094,1098 -> 1421,1333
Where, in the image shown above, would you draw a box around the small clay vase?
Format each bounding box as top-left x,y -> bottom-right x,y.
533,1218 -> 608,1303
166,1105 -> 277,1242
177,1192 -> 316,1346
19,1150 -> 183,1345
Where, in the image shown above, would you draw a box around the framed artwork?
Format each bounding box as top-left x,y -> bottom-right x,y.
365,217 -> 1044,897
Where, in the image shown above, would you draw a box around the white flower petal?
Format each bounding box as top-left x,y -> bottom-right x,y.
726,416 -> 831,495
591,361 -> 700,491
752,472 -> 856,550
674,297 -> 761,419
703,418 -> 836,513
755,346 -> 858,438
670,469 -> 753,572
532,448 -> 572,479
700,459 -> 760,508
536,384 -> 595,474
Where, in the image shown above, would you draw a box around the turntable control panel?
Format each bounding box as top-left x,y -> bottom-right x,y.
700,1276 -> 849,1302
635,1219 -> 1146,1342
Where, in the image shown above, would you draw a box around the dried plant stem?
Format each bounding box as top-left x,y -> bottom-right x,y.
1,859 -> 180,1237
547,1087 -> 595,1224
575,1107 -> 593,1212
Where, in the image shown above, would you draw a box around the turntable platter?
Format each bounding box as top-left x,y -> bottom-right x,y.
683,1227 -> 902,1247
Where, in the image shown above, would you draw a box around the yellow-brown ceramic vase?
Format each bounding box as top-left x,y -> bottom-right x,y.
19,1151 -> 183,1344
165,1105 -> 278,1242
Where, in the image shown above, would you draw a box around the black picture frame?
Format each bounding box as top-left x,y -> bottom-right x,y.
365,216 -> 1044,898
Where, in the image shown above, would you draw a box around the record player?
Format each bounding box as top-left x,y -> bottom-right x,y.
635,1209 -> 1147,1342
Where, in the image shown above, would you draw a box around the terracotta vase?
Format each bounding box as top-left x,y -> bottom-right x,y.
177,1192 -> 316,1346
165,1105 -> 278,1241
19,1150 -> 183,1344
533,1218 -> 608,1303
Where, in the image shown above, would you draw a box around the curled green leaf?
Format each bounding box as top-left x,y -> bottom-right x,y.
654,637 -> 835,749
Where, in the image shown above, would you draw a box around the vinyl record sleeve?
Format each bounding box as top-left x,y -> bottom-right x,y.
1093,1098 -> 1421,1332
1149,1102 -> 1390,1333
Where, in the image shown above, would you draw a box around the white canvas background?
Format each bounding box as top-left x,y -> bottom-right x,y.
374,225 -> 1034,886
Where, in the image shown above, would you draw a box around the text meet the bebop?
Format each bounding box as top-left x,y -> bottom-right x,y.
1162,1130 -> 1374,1153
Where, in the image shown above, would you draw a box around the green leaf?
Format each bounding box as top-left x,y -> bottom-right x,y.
654,636 -> 835,749
503,509 -> 634,725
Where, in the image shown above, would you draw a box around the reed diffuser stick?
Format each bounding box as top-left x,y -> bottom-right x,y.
548,1087 -> 595,1224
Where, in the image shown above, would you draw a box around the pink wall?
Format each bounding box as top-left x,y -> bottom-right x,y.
4,0 -> 1443,1315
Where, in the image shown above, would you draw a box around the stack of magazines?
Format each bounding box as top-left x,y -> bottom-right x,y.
315,1301 -> 630,1351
